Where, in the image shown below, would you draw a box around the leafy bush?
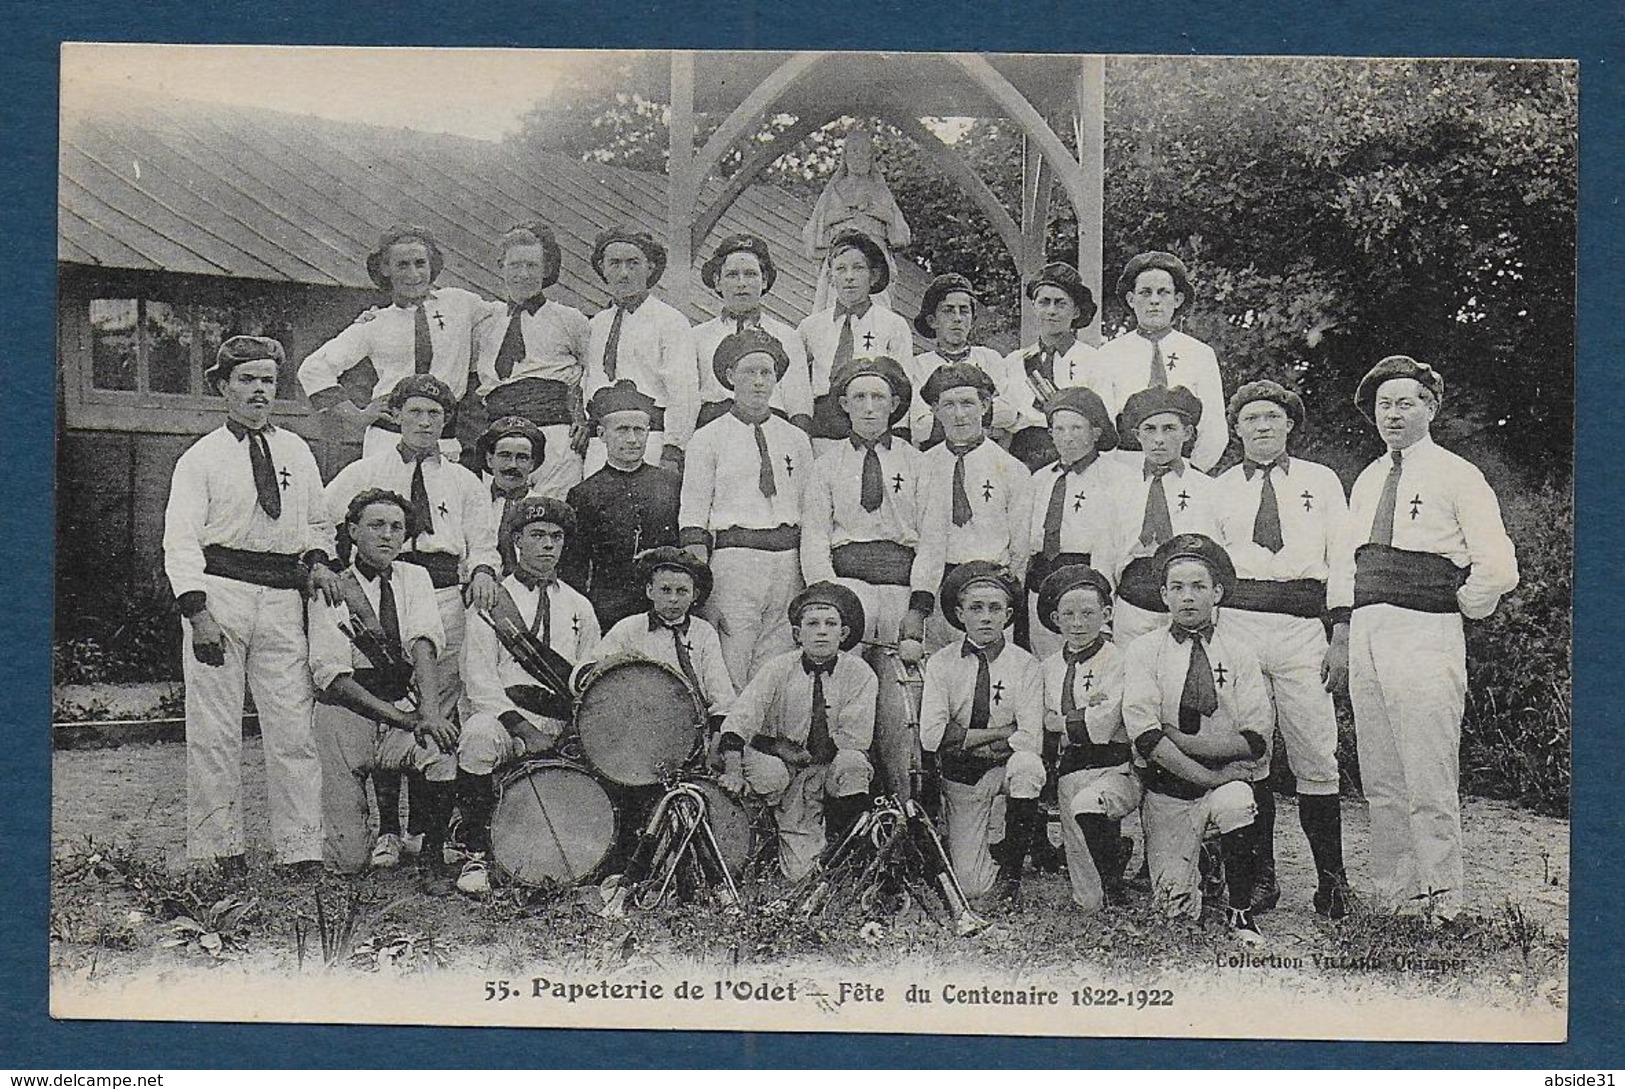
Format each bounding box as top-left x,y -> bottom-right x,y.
54,586 -> 182,685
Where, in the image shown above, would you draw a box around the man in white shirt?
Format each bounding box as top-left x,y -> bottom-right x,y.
1330,355 -> 1519,923
693,233 -> 814,434
908,273 -> 1016,448
1093,252 -> 1228,472
999,262 -> 1100,470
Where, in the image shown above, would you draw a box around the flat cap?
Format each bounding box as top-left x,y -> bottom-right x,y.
712,327 -> 791,389
1035,565 -> 1115,633
587,379 -> 660,423
1152,532 -> 1237,600
206,334 -> 285,385
788,581 -> 866,651
939,560 -> 1023,631
915,272 -> 979,338
634,545 -> 713,608
920,360 -> 997,407
1043,386 -> 1118,450
1355,355 -> 1444,423
386,374 -> 457,413
702,233 -> 777,294
1117,384 -> 1203,442
830,355 -> 912,426
1025,262 -> 1097,328
590,227 -> 668,287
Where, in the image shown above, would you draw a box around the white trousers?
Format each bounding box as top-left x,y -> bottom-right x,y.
584,430 -> 666,476
181,577 -> 322,863
1056,764 -> 1143,913
1349,603 -> 1468,917
742,747 -> 872,880
703,547 -> 802,690
527,423 -> 584,500
314,702 -> 455,873
1110,598 -> 1166,651
430,586 -> 467,721
833,578 -> 915,798
457,710 -> 570,776
939,752 -> 1046,898
1140,781 -> 1256,920
1221,610 -> 1341,795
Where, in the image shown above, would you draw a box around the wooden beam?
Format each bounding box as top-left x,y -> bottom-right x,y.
666,51 -> 697,311
1075,56 -> 1106,344
690,110 -> 836,255
1018,134 -> 1054,343
691,52 -> 826,196
879,112 -> 1025,271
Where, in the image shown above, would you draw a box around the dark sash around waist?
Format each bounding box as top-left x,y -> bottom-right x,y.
809,393 -> 851,440
1024,552 -> 1092,594
354,667 -> 412,703
1116,556 -> 1167,613
698,401 -> 788,430
1058,740 -> 1132,776
1225,578 -> 1327,619
202,545 -> 306,590
483,377 -> 576,428
398,550 -> 461,589
506,683 -> 571,721
1353,544 -> 1467,614
832,540 -> 916,587
1139,763 -> 1210,801
713,525 -> 801,553
939,747 -> 1007,786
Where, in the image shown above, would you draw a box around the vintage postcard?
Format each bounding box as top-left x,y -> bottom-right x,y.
50,43 -> 1573,1042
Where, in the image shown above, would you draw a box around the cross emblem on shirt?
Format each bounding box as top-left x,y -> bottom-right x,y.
431,310 -> 445,329
278,467 -> 292,490
1166,351 -> 1179,371
1079,671 -> 1094,691
783,454 -> 795,477
991,680 -> 1004,705
1301,490 -> 1314,511
1409,494 -> 1424,520
1073,491 -> 1087,513
437,502 -> 449,517
891,472 -> 905,493
1066,359 -> 1076,381
981,479 -> 995,502
1177,489 -> 1190,511
679,637 -> 694,654
572,614 -> 582,638
861,331 -> 875,351
1213,663 -> 1228,689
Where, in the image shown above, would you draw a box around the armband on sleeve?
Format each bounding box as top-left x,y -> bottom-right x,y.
1240,729 -> 1267,760
908,590 -> 935,617
498,711 -> 528,732
1134,731 -> 1163,761
717,732 -> 746,754
177,590 -> 208,618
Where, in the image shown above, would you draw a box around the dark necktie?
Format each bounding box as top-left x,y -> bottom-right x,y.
375,568 -> 402,647
245,428 -> 281,519
1250,462 -> 1285,553
528,582 -> 552,649
494,300 -> 536,381
1370,450 -> 1403,546
1174,624 -> 1219,734
1142,329 -> 1169,388
413,303 -> 434,375
731,311 -> 760,333
938,347 -> 972,365
1025,348 -> 1060,406
1140,464 -> 1176,547
833,309 -> 857,374
1060,639 -> 1100,720
853,435 -> 885,512
750,421 -> 778,498
949,445 -> 974,528
804,656 -> 837,764
602,305 -> 626,381
1041,454 -> 1095,560
668,621 -> 702,694
966,643 -> 991,734
404,449 -> 435,538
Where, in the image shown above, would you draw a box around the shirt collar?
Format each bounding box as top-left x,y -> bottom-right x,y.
801,653 -> 838,676
394,288 -> 439,309
1242,453 -> 1291,479
1135,325 -> 1174,344
354,558 -> 393,583
725,308 -> 762,330
1037,332 -> 1078,356
1144,458 -> 1186,479
835,299 -> 872,321
1057,449 -> 1099,476
513,567 -> 557,592
398,443 -> 440,465
225,418 -> 276,441
648,610 -> 690,635
490,478 -> 531,502
1062,635 -> 1106,664
937,345 -> 973,364
1388,433 -> 1434,463
850,432 -> 892,452
946,436 -> 985,458
510,291 -> 548,316
616,293 -> 649,315
1170,621 -> 1215,645
961,635 -> 1006,662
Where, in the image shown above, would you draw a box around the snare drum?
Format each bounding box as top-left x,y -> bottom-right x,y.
490,759 -> 616,886
575,657 -> 705,787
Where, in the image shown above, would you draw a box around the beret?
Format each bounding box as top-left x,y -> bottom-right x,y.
939,560 -> 1023,631
915,272 -> 979,338
587,379 -> 660,423
1152,533 -> 1237,601
1025,262 -> 1098,328
386,374 -> 457,414
1355,355 -> 1444,423
474,415 -> 547,468
366,224 -> 445,290
1228,379 -> 1306,433
829,355 -> 912,426
498,221 -> 562,289
701,233 -> 777,294
507,495 -> 576,538
1115,251 -> 1194,308
788,581 -> 866,652
1118,384 -> 1203,443
827,228 -> 892,295
590,227 -> 668,287
712,327 -> 791,389
634,546 -> 713,608
207,334 -> 285,385
920,360 -> 997,407
1035,565 -> 1115,633
1042,386 -> 1119,450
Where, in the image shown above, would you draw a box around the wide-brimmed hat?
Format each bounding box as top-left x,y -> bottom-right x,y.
587,379 -> 660,423
830,356 -> 912,426
507,495 -> 577,538
386,374 -> 457,414
788,581 -> 866,652
827,228 -> 891,295
1115,251 -> 1193,312
1042,387 -> 1118,450
1024,262 -> 1097,329
1117,384 -> 1203,447
366,224 -> 445,290
920,360 -> 997,407
498,221 -> 562,289
701,233 -> 777,294
712,327 -> 791,390
939,560 -> 1023,631
634,546 -> 713,608
914,272 -> 979,338
1152,533 -> 1237,601
1227,379 -> 1306,434
590,226 -> 668,288
206,334 -> 285,387
474,415 -> 547,469
1354,355 -> 1445,423
1035,565 -> 1115,633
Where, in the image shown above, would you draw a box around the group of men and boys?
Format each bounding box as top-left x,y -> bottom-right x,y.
163,221 -> 1518,944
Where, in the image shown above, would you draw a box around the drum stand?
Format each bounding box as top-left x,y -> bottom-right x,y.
626,777 -> 744,911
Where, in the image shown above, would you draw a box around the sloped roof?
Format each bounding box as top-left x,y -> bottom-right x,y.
58,94 -> 929,330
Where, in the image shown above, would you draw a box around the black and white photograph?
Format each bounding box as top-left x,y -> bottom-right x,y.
49,44 -> 1574,1041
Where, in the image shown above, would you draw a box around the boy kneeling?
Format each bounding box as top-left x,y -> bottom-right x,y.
716,582 -> 876,880
1122,533 -> 1269,943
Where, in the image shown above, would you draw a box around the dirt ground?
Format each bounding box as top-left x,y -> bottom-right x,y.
49,738 -> 1570,1037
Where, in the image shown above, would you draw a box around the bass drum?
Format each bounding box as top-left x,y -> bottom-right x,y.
490,759 -> 616,887
575,657 -> 704,787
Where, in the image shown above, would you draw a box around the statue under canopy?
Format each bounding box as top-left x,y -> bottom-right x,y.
802,122 -> 912,310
